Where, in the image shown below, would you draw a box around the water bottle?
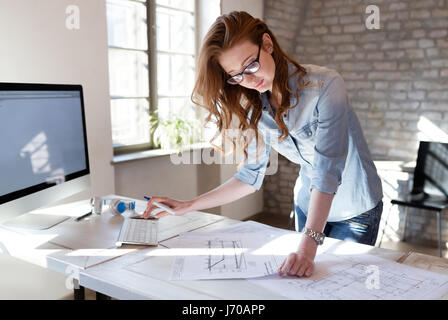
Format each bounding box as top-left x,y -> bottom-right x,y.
90,196 -> 103,215
103,199 -> 136,215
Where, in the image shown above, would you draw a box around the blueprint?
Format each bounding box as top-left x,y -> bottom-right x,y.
116,219 -> 448,299
168,232 -> 283,280
248,252 -> 448,300
165,221 -> 448,299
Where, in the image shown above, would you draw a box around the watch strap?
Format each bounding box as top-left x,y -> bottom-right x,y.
304,227 -> 325,245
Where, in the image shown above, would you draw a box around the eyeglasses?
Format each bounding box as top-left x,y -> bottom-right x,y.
226,44 -> 261,85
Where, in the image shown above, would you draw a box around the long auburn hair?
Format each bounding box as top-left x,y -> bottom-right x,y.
191,11 -> 309,166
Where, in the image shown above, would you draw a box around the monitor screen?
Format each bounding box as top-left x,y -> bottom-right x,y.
0,84 -> 90,207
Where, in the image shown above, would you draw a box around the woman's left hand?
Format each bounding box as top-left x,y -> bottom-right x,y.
278,235 -> 318,277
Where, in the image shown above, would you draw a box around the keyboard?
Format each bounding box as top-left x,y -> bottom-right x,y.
116,217 -> 158,247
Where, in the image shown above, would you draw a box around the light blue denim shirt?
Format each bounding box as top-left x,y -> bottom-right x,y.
233,62 -> 383,222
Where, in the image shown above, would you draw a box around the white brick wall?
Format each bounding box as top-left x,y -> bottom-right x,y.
263,0 -> 448,248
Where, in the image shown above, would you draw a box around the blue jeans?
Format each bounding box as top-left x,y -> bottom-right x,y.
295,201 -> 383,246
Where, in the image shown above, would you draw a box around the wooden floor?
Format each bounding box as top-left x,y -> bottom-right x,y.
245,211 -> 295,230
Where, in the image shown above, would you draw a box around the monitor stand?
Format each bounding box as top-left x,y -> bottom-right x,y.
2,213 -> 70,230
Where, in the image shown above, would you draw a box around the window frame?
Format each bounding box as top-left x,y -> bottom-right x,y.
109,0 -> 156,156
110,0 -> 201,156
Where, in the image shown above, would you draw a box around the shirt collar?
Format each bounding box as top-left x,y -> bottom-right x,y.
260,60 -> 300,118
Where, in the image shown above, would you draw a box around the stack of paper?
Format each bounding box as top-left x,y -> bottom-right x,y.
164,221 -> 448,300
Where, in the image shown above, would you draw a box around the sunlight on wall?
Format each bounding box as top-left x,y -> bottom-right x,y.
379,171 -> 411,242
417,116 -> 448,143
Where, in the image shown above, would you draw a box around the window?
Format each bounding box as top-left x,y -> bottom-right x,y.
156,0 -> 196,123
107,0 -> 150,154
106,0 -> 204,155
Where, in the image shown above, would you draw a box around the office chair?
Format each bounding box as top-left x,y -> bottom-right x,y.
390,141 -> 448,257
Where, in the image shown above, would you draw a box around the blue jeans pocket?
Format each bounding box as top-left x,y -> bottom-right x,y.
295,201 -> 383,246
344,219 -> 369,231
342,201 -> 383,245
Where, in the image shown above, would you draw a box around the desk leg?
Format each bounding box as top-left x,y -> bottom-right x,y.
437,211 -> 442,258
73,282 -> 85,300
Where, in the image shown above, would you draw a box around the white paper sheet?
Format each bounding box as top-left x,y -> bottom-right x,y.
164,222 -> 308,280
168,232 -> 284,280
161,220 -> 294,249
202,220 -> 294,236
156,211 -> 225,242
249,252 -> 448,300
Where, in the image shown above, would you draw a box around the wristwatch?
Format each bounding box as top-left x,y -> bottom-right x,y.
303,228 -> 325,245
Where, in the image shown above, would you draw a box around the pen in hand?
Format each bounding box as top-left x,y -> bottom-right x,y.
144,196 -> 176,216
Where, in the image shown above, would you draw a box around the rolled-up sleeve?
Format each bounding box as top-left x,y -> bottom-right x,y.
233,131 -> 271,191
311,74 -> 349,195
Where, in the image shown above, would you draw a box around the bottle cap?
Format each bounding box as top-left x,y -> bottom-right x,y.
116,201 -> 126,213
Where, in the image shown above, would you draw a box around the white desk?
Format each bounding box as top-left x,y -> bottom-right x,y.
78,218 -> 409,300
1,195 -> 447,300
0,195 -> 225,299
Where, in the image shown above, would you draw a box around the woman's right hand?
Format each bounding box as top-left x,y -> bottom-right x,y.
141,196 -> 193,219
141,178 -> 254,219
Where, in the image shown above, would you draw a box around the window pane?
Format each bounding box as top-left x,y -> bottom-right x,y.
157,53 -> 195,97
108,49 -> 149,97
111,98 -> 150,146
106,0 -> 148,50
156,0 -> 194,11
156,7 -> 195,54
158,97 -> 197,122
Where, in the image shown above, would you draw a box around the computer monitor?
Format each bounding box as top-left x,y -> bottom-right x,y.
0,83 -> 91,229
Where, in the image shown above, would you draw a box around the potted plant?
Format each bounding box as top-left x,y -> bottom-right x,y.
149,110 -> 201,152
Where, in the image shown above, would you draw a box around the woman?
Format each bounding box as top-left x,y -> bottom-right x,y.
143,11 -> 383,278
